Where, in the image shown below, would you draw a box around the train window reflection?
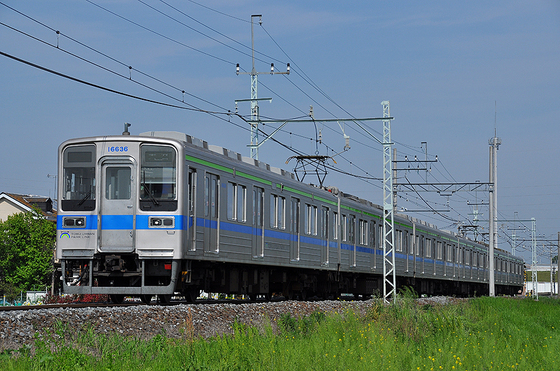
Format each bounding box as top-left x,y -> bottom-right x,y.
140,145 -> 176,201
62,144 -> 96,211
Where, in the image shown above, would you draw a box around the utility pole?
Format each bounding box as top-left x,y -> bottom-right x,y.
531,218 -> 537,299
236,15 -> 289,160
488,131 -> 501,297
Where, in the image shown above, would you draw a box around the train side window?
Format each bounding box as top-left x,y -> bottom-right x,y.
204,173 -> 219,218
396,230 -> 403,252
425,239 -> 432,258
237,185 -> 246,222
227,182 -> 235,220
270,194 -> 286,229
211,177 -> 218,218
253,187 -> 264,228
341,215 -> 348,241
378,225 -> 383,250
332,211 -> 339,240
305,204 -> 317,235
291,198 -> 300,234
227,182 -> 246,222
204,176 -> 209,217
437,241 -> 443,260
322,207 -> 329,239
369,222 -> 375,248
364,220 -> 370,245
349,215 -> 355,244
188,170 -> 196,214
304,204 -> 315,235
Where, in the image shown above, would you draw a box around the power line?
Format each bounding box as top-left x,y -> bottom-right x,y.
0,50 -> 233,119
84,0 -> 233,65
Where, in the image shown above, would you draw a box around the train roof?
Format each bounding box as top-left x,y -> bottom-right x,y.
139,131 -> 521,261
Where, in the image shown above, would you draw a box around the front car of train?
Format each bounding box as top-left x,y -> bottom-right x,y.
56,133 -> 185,303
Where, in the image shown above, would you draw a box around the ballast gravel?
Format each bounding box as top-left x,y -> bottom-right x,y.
0,296 -> 457,351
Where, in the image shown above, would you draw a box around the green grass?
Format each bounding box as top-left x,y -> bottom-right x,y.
1,296 -> 559,370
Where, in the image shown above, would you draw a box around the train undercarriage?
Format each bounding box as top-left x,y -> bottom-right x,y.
62,254 -> 522,304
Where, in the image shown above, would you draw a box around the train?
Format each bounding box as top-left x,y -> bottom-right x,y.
56,130 -> 524,303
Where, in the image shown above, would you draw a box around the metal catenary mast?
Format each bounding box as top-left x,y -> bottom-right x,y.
236,15 -> 289,160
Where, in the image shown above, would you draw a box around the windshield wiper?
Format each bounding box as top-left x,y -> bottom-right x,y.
142,183 -> 159,206
78,191 -> 92,206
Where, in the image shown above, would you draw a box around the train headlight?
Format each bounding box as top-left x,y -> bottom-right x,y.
63,217 -> 86,228
149,216 -> 175,228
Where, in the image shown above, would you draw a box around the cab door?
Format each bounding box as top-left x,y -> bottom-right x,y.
99,158 -> 136,253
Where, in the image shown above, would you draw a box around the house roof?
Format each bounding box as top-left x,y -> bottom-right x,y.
0,192 -> 57,221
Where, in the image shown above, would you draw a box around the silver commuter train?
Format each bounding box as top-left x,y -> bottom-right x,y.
56,131 -> 524,303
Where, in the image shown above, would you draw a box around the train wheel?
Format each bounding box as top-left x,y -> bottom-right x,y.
110,294 -> 125,304
140,295 -> 152,304
158,294 -> 172,304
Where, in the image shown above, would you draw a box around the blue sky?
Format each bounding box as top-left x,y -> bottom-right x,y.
1,1 -> 559,264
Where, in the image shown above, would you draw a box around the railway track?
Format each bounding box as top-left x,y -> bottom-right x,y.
0,297 -> 380,351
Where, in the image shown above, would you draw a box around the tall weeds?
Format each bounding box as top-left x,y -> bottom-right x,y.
1,297 -> 559,370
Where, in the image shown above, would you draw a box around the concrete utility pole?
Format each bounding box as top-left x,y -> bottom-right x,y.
236,15 -> 289,160
488,132 -> 501,297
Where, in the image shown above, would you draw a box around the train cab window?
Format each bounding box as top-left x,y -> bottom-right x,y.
62,144 -> 96,211
140,144 -> 177,211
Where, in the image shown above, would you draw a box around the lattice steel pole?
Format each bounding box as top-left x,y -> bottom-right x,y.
382,101 -> 396,303
236,15 -> 289,160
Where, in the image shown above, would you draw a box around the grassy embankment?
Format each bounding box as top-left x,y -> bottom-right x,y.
0,295 -> 558,370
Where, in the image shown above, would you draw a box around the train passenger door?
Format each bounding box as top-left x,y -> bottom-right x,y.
252,187 -> 264,258
203,173 -> 219,254
99,158 -> 136,253
290,197 -> 300,261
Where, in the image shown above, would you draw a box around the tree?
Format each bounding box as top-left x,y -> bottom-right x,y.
553,255 -> 558,264
0,208 -> 55,299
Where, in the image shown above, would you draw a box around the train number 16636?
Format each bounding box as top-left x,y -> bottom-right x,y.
108,146 -> 129,153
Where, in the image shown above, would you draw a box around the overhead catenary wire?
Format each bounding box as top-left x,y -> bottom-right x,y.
2,1 -> 504,241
